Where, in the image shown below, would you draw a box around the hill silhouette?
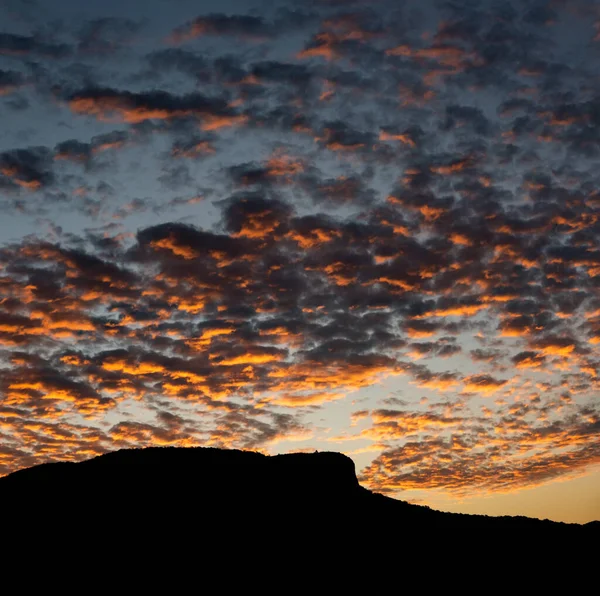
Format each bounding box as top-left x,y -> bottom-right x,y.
1,446 -> 596,538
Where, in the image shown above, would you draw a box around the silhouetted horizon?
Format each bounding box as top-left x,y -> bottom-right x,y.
2,446 -> 597,533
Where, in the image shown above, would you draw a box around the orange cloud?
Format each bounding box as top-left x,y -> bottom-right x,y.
462,374 -> 508,395
217,352 -> 284,366
412,376 -> 460,392
379,130 -> 416,147
267,360 -> 400,397
187,327 -> 236,348
415,304 -> 487,318
68,92 -> 247,131
150,236 -> 198,259
297,33 -> 341,61
430,157 -> 473,175
287,228 -> 341,249
265,152 -> 305,179
0,166 -> 43,190
200,114 -> 248,131
69,97 -> 184,123
514,353 -> 546,369
270,391 -> 346,407
531,338 -> 577,357
232,213 -> 280,240
102,360 -> 167,376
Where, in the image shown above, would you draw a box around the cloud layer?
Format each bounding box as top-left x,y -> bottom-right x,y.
0,0 -> 598,511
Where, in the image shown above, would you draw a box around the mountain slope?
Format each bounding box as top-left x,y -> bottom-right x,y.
1,446 -> 596,537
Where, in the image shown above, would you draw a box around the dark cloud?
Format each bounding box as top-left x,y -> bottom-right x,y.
251,61 -> 314,86
170,13 -> 279,42
0,68 -> 25,94
66,87 -> 244,130
220,193 -> 292,240
0,147 -> 54,190
135,221 -> 253,267
147,48 -> 209,80
441,105 -> 491,136
317,120 -> 376,152
0,32 -> 70,58
77,17 -> 142,54
54,140 -> 92,163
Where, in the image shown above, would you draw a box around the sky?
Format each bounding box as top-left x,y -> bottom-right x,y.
0,0 -> 599,524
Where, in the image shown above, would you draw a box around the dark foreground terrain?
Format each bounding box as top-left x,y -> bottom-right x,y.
2,445 -> 597,581
2,446 -> 596,537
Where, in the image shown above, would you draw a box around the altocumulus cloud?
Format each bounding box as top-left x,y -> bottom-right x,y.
0,0 -> 598,512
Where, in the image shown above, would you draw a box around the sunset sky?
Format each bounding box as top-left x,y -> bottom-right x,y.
0,0 -> 599,523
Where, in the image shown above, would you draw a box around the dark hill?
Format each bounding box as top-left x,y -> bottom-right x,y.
1,446 -> 596,538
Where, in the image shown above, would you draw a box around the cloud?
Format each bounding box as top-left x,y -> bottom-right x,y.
169,10 -> 312,44
170,14 -> 278,42
0,69 -> 25,95
0,32 -> 70,58
221,194 -> 292,240
512,351 -> 546,369
359,411 -> 600,496
0,147 -> 54,190
1,0 -> 600,509
76,17 -> 142,54
462,374 -> 508,395
67,88 -> 245,129
316,120 -> 376,152
54,131 -> 130,165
